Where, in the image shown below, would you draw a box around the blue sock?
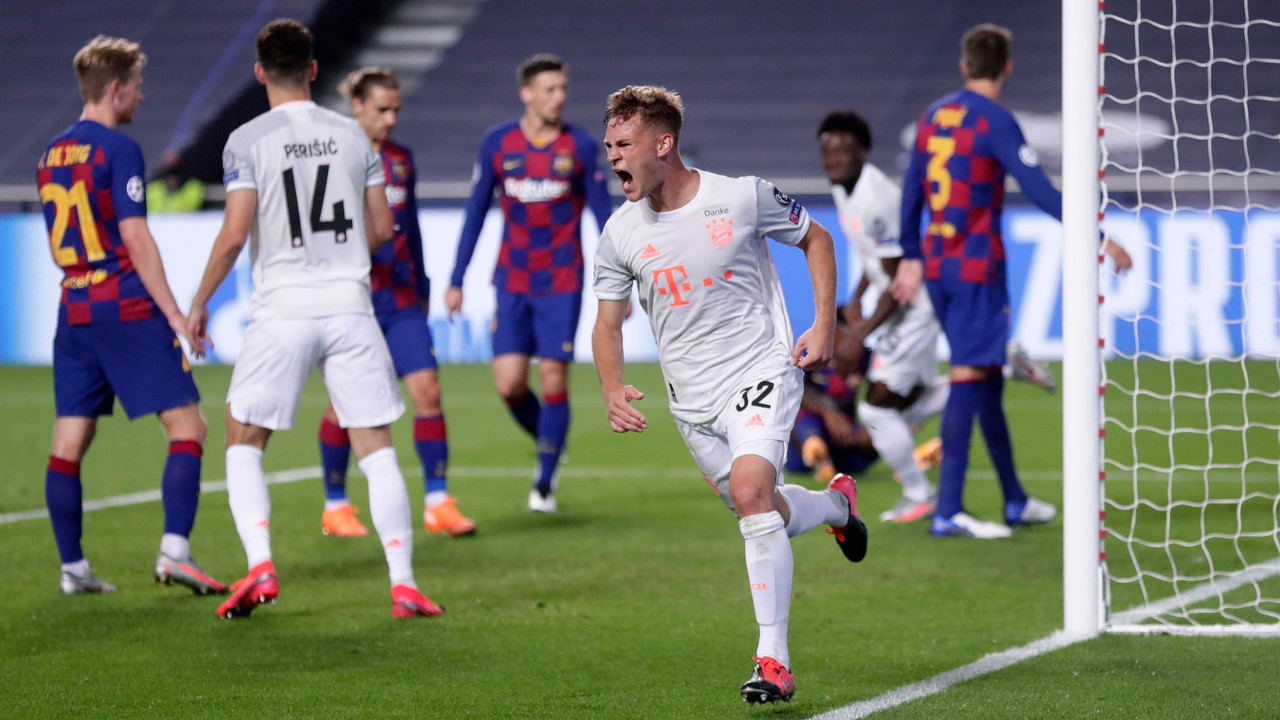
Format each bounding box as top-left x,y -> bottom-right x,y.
318,417 -> 351,502
161,440 -> 202,537
535,392 -> 569,495
415,415 -> 449,496
507,392 -> 541,439
936,380 -> 982,519
978,372 -> 1027,505
46,456 -> 84,564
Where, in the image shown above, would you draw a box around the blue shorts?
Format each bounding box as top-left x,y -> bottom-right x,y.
53,316 -> 201,420
491,290 -> 581,361
379,306 -> 438,377
926,277 -> 1008,368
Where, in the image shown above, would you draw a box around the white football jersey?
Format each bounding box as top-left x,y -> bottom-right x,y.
594,171 -> 810,424
223,100 -> 384,318
830,162 -> 933,324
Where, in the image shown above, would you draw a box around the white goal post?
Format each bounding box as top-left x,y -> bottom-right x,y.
1063,0 -> 1280,637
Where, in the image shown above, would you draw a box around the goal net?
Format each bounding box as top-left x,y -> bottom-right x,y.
1083,0 -> 1280,635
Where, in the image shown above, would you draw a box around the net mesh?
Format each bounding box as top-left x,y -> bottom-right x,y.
1099,0 -> 1280,633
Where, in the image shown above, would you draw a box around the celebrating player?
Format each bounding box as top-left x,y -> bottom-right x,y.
186,19 -> 443,619
37,36 -> 225,597
591,85 -> 867,705
891,24 -> 1132,538
447,53 -> 613,512
313,67 -> 475,540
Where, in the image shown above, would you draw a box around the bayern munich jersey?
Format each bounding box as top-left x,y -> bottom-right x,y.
899,89 -> 1063,285
593,171 -> 809,424
369,139 -> 428,318
222,100 -> 384,317
452,120 -> 612,295
38,120 -> 155,326
830,162 -> 933,330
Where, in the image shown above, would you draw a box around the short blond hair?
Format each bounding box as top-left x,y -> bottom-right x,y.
339,67 -> 399,100
73,35 -> 146,103
604,85 -> 684,143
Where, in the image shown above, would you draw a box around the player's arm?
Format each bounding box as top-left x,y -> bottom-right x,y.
843,274 -> 870,325
403,156 -> 431,311
592,298 -> 647,433
891,128 -> 928,304
792,220 -> 837,370
446,137 -> 499,315
855,257 -> 904,339
186,189 -> 255,358
117,218 -> 187,338
365,183 -> 394,253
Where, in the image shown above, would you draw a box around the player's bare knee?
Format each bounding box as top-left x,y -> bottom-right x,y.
538,360 -> 569,395
349,425 -> 394,459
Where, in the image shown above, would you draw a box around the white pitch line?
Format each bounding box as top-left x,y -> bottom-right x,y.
806,631 -> 1082,720
0,465 -> 701,526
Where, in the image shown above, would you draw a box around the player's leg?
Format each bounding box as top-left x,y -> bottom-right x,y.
792,409 -> 836,484
48,415 -> 114,594
317,402 -> 366,537
527,292 -> 580,509
383,306 -> 473,535
492,290 -> 540,438
217,313 -> 320,617
858,384 -> 936,523
323,314 -> 439,617
152,401 -> 226,594
929,281 -> 1012,539
977,369 -> 1057,526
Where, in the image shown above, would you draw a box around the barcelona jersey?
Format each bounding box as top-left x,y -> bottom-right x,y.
451,120 -> 612,296
369,139 -> 429,319
899,90 -> 1063,286
37,120 -> 155,325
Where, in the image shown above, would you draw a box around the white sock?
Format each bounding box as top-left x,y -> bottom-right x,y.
160,533 -> 190,560
777,484 -> 846,537
62,558 -> 90,576
859,403 -> 934,503
425,490 -> 449,509
226,444 -> 272,569
902,375 -> 950,427
358,447 -> 415,588
324,499 -> 351,512
739,511 -> 792,668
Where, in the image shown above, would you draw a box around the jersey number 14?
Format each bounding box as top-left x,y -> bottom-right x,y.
283,164 -> 353,247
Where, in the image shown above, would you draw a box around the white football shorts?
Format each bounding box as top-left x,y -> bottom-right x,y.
674,364 -> 802,512
227,309 -> 404,431
867,304 -> 940,396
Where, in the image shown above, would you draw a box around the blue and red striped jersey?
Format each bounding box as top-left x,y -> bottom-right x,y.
369,139 -> 428,318
451,120 -> 612,296
37,120 -> 155,325
899,90 -> 1062,285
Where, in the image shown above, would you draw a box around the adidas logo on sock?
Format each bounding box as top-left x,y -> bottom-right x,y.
641,244 -> 660,259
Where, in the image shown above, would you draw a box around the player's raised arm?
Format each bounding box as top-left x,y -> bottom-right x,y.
187,189 -> 255,357
592,297 -> 646,433
792,219 -> 836,370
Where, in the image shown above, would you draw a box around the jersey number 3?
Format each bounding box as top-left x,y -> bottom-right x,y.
925,136 -> 955,211
283,164 -> 354,248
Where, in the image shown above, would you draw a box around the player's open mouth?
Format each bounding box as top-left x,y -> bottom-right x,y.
616,170 -> 634,192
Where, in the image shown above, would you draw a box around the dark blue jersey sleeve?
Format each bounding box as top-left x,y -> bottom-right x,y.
403,148 -> 429,302
986,108 -> 1062,221
576,129 -> 613,228
111,136 -> 148,220
451,130 -> 499,289
898,120 -> 928,260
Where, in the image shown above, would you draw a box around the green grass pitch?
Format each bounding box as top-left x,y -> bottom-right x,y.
1,361 -> 1277,719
